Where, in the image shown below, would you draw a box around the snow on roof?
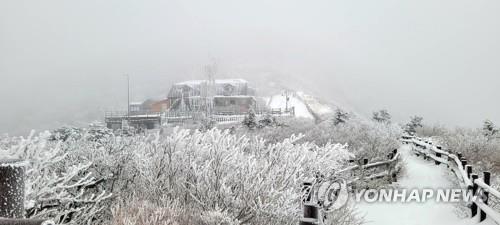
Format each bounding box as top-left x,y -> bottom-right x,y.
213,95 -> 254,98
175,79 -> 248,86
214,78 -> 247,84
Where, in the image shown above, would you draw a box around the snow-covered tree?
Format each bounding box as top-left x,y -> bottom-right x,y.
372,109 -> 391,124
404,116 -> 423,135
483,119 -> 499,140
332,109 -> 350,126
242,109 -> 257,129
198,113 -> 216,131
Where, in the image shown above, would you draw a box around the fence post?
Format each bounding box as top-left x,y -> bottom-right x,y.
465,165 -> 472,179
480,171 -> 491,222
360,159 -> 368,185
471,174 -> 479,218
387,152 -> 394,182
0,159 -> 25,218
461,160 -> 467,170
435,152 -> 442,165
299,203 -> 319,225
390,152 -> 398,182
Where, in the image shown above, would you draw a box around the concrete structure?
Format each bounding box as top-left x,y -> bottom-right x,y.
105,111 -> 161,130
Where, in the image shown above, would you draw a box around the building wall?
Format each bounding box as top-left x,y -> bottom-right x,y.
150,99 -> 170,112
213,97 -> 255,114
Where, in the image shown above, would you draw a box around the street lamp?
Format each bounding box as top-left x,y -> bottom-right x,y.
282,89 -> 291,112
124,74 -> 130,120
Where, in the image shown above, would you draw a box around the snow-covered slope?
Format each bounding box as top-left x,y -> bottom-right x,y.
266,91 -> 334,120
267,94 -> 314,119
357,145 -> 497,225
295,91 -> 333,115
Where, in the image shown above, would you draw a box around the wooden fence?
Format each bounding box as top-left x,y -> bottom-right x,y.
299,149 -> 402,225
408,137 -> 500,224
0,159 -> 54,225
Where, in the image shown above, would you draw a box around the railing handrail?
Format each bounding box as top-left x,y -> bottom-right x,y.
407,136 -> 499,223
301,148 -> 401,223
334,152 -> 400,175
474,199 -> 500,223
475,179 -> 500,199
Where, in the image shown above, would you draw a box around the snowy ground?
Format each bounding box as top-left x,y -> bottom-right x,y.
356,145 -> 497,225
267,94 -> 314,119
295,91 -> 333,115
265,91 -> 334,120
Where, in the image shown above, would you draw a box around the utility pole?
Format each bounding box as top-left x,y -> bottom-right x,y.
282,89 -> 291,112
125,74 -> 130,120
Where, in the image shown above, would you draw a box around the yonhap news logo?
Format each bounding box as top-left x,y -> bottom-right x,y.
353,188 -> 488,203
302,178 -> 350,212
303,183 -> 487,211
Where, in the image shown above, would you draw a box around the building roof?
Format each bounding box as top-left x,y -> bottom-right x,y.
175,78 -> 247,87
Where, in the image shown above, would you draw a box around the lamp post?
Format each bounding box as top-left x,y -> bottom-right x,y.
125,74 -> 130,121
282,89 -> 291,112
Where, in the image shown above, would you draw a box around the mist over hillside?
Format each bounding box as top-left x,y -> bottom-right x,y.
0,70 -> 348,136
2,0 -> 500,135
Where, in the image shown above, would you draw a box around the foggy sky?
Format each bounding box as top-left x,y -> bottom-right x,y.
1,0 -> 500,135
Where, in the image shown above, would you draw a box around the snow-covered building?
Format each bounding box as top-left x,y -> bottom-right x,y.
167,79 -> 257,114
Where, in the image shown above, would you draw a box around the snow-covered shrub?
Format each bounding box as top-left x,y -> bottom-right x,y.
415,123 -> 447,137
85,127 -> 114,145
437,127 -> 500,211
257,113 -> 282,128
111,199 -> 203,225
304,116 -> 402,160
49,127 -> 83,142
129,128 -> 352,224
249,118 -> 316,144
237,114 -> 401,161
440,128 -> 500,173
1,125 -> 368,225
0,131 -> 111,224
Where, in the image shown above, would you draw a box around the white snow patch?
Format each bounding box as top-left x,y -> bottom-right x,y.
296,91 -> 333,115
267,95 -> 314,119
357,145 -> 479,225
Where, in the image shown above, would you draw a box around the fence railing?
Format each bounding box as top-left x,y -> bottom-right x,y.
299,149 -> 401,225
163,107 -> 295,125
407,137 -> 500,224
106,107 -> 296,127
